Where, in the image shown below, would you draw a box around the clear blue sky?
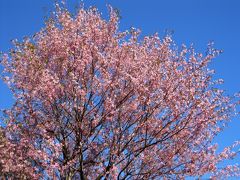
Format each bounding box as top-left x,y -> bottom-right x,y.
1,0 -> 240,174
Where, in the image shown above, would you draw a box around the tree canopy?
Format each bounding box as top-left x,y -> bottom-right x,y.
0,3 -> 240,179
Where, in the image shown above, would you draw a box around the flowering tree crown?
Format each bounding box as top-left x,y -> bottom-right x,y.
0,3 -> 239,179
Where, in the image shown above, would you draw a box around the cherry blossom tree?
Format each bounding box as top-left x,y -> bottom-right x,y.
0,3 -> 240,179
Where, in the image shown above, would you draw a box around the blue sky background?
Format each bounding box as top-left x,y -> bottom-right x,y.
1,0 -> 240,177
